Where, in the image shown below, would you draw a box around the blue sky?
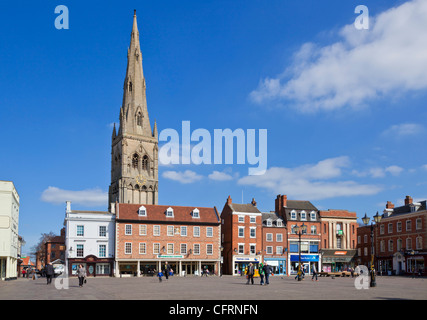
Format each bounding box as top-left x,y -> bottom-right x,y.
1,0 -> 426,256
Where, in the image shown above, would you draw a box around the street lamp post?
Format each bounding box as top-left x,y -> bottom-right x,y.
362,211 -> 382,287
294,223 -> 307,281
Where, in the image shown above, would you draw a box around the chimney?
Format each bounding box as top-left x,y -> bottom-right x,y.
281,195 -> 287,207
227,195 -> 232,205
66,201 -> 71,213
275,195 -> 282,214
386,201 -> 394,209
405,196 -> 413,206
251,198 -> 257,207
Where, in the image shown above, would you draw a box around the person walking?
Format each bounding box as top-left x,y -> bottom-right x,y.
157,269 -> 163,282
259,263 -> 265,285
246,263 -> 255,285
77,264 -> 87,288
45,263 -> 54,285
311,263 -> 318,281
263,262 -> 272,285
164,262 -> 171,280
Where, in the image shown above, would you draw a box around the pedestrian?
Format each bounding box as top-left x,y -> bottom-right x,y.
311,263 -> 318,281
259,263 -> 265,285
164,262 -> 171,280
157,269 -> 163,282
350,266 -> 354,278
263,262 -> 271,285
77,264 -> 87,288
22,268 -> 26,278
45,263 -> 54,285
246,263 -> 255,285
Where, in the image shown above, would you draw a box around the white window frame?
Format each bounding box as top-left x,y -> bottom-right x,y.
206,227 -> 213,238
238,243 -> 244,254
310,211 -> 316,221
238,226 -> 245,238
290,211 -> 297,220
250,227 -> 256,238
139,224 -> 147,236
276,233 -> 283,242
193,226 -> 200,237
125,242 -> 132,255
138,206 -> 147,216
139,242 -> 146,255
153,225 -> 160,236
192,208 -> 200,218
181,243 -> 187,255
99,225 -> 107,237
167,243 -> 174,255
193,243 -> 200,255
125,224 -> 132,235
153,243 -> 160,254
249,244 -> 256,255
181,226 -> 187,237
207,244 -> 213,255
266,233 -> 273,242
300,211 -> 307,221
99,244 -> 106,258
266,246 -> 273,254
276,246 -> 283,255
167,225 -> 174,236
166,207 -> 174,218
77,225 -> 84,237
250,216 -> 256,224
238,215 -> 245,223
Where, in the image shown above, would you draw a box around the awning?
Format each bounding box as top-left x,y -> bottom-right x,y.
321,250 -> 357,263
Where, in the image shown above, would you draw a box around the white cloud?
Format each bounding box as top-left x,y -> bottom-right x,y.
208,170 -> 234,181
250,0 -> 427,112
41,186 -> 107,207
381,123 -> 424,138
238,156 -> 382,200
352,165 -> 404,178
422,164 -> 427,171
162,170 -> 203,184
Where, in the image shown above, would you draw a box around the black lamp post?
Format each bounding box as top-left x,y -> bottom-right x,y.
362,211 -> 382,287
294,223 -> 307,281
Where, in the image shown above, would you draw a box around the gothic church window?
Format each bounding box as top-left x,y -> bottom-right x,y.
132,153 -> 139,169
137,112 -> 142,126
142,155 -> 149,170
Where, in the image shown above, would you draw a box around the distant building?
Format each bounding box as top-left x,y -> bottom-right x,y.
44,228 -> 66,266
275,194 -> 322,276
261,211 -> 287,275
377,196 -> 427,276
319,209 -> 358,272
0,181 -> 20,280
64,201 -> 115,277
221,196 -> 263,276
115,203 -> 221,277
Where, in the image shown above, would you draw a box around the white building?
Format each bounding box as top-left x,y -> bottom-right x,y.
0,181 -> 20,280
64,201 -> 115,277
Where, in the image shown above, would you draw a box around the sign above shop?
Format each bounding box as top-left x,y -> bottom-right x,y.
158,255 -> 184,259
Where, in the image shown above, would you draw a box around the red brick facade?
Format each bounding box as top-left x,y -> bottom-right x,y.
115,203 -> 221,276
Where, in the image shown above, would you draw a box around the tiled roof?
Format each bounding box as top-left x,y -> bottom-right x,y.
229,203 -> 261,214
117,203 -> 220,224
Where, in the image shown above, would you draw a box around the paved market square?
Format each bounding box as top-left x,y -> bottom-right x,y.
1,275 -> 426,300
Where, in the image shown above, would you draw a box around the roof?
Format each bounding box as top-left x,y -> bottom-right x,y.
20,256 -> 34,267
261,212 -> 285,227
117,203 -> 220,224
383,200 -> 427,218
285,200 -> 318,211
229,203 -> 261,214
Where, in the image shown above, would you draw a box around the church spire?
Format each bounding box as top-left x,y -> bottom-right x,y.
120,10 -> 152,137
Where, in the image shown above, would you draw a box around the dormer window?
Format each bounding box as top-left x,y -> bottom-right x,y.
290,211 -> 297,220
301,211 -> 307,221
138,206 -> 147,216
266,219 -> 272,227
192,208 -> 200,218
166,207 -> 174,217
310,211 -> 316,221
277,219 -> 283,227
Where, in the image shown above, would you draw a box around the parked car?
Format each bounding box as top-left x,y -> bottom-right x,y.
54,264 -> 65,276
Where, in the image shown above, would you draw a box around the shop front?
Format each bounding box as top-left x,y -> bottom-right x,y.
289,254 -> 320,275
406,251 -> 426,276
69,255 -> 114,277
233,256 -> 262,276
263,258 -> 286,275
321,250 -> 357,272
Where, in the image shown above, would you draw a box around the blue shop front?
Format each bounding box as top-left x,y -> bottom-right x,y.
263,257 -> 287,275
289,254 -> 320,275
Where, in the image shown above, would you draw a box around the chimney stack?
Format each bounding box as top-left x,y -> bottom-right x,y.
405,196 -> 413,206
386,201 -> 394,209
227,195 -> 232,205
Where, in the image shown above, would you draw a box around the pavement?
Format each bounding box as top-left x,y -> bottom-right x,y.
1,274 -> 426,301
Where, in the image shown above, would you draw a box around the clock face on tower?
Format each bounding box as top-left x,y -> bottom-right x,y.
136,174 -> 147,186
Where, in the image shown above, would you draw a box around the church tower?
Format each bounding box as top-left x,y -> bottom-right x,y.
109,10 -> 158,206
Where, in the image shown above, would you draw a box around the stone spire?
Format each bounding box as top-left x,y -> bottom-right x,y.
120,9 -> 152,137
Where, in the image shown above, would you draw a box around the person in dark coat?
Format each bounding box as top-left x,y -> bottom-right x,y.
246,263 -> 255,285
263,262 -> 272,285
45,263 -> 54,285
164,262 -> 171,280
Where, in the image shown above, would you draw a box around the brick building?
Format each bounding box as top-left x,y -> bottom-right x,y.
319,209 -> 358,272
115,203 -> 221,277
376,196 -> 427,276
221,196 -> 263,276
356,224 -> 374,268
275,194 -> 321,276
44,228 -> 65,265
261,211 -> 287,275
